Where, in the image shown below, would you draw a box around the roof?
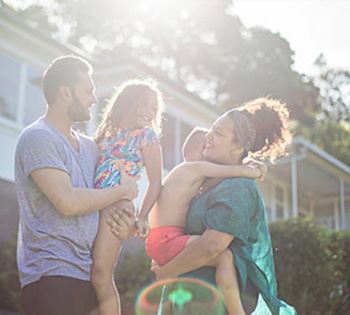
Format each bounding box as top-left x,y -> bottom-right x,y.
293,136 -> 350,176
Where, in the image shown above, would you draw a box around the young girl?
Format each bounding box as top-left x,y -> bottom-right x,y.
92,79 -> 163,315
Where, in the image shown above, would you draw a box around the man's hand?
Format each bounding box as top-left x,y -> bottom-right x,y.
107,200 -> 137,240
119,170 -> 139,200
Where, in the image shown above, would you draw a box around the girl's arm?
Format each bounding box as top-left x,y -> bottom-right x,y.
137,142 -> 163,234
152,229 -> 233,278
189,161 -> 265,180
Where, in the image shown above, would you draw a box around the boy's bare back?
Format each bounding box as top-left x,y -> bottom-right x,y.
149,162 -> 206,228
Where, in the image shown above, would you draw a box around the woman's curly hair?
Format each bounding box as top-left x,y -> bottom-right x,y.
239,97 -> 292,162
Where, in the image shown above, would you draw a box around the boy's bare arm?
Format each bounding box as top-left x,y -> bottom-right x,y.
188,161 -> 262,179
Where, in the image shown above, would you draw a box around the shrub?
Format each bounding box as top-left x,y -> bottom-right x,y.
115,246 -> 154,314
0,237 -> 21,312
270,217 -> 340,315
327,231 -> 350,314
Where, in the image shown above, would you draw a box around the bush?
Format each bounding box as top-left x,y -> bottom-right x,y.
270,217 -> 349,315
0,237 -> 21,312
327,231 -> 350,314
1,220 -> 349,315
115,246 -> 154,314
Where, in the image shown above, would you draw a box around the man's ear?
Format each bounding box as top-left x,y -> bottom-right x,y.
58,85 -> 73,103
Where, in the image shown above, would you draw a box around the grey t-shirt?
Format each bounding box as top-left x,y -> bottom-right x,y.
15,118 -> 100,287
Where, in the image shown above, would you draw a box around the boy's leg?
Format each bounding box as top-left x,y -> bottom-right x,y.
212,250 -> 245,315
185,237 -> 245,315
91,208 -> 123,315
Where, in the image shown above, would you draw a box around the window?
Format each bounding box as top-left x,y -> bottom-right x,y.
258,181 -> 272,221
161,113 -> 176,170
314,202 -> 335,229
275,185 -> 285,219
0,53 -> 20,121
24,65 -> 46,125
0,52 -> 45,126
180,121 -> 195,162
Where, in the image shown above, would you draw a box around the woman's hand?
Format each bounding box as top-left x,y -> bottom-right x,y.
120,170 -> 140,200
107,200 -> 137,240
151,260 -> 173,280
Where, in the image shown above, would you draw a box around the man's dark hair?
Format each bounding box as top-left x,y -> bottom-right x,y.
42,55 -> 92,104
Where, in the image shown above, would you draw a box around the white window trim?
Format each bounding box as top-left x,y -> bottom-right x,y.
266,178 -> 289,221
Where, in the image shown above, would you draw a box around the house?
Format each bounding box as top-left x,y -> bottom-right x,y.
0,4 -> 349,246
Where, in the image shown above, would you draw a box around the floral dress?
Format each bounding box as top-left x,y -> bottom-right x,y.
94,127 -> 158,189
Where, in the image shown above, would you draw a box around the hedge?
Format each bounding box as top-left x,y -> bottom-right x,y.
0,217 -> 349,315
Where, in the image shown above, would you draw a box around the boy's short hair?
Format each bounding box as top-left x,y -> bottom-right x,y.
42,55 -> 92,104
182,127 -> 208,158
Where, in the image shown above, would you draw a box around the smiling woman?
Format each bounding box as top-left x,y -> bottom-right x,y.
152,97 -> 296,315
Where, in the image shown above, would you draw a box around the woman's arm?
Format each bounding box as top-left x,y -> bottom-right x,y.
153,179 -> 253,278
152,229 -> 234,279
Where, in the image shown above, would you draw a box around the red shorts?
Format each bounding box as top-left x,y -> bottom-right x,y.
145,226 -> 191,266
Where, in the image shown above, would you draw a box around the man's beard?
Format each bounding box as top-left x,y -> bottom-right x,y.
67,92 -> 90,122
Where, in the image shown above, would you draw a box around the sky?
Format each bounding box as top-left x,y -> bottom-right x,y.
234,0 -> 350,75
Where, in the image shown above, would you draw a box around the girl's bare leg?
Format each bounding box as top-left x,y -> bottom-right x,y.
91,208 -> 122,315
186,236 -> 245,315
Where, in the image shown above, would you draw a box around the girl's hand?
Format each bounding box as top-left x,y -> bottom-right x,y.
136,217 -> 150,240
120,170 -> 139,200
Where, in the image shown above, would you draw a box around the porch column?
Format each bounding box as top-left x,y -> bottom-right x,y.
340,179 -> 346,230
291,154 -> 298,217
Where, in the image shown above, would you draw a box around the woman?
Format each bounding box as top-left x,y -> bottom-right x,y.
151,97 -> 296,314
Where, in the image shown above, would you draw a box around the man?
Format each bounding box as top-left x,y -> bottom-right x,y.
15,55 -> 137,315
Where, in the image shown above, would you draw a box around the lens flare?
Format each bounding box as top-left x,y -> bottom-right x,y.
135,277 -> 225,315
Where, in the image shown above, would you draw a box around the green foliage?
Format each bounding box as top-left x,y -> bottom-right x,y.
1,222 -> 349,315
327,231 -> 350,315
298,120 -> 350,166
313,54 -> 350,123
4,0 -> 320,122
0,237 -> 21,312
270,217 -> 350,315
115,246 -> 154,314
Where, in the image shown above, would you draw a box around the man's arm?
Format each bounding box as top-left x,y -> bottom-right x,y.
188,161 -> 262,180
152,229 -> 233,278
31,168 -> 138,216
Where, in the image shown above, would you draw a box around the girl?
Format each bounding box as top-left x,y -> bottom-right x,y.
92,79 -> 163,315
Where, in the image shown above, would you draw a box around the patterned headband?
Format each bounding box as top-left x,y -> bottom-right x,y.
227,109 -> 256,152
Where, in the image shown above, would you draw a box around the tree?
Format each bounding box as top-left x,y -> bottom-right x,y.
313,54 -> 350,123
299,120 -> 350,166
5,0 -> 320,122
297,54 -> 350,166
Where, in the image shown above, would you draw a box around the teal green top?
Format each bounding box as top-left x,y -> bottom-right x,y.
183,178 -> 296,315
